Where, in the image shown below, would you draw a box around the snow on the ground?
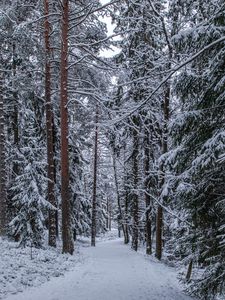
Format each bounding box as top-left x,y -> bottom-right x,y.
0,238 -> 83,300
3,236 -> 196,300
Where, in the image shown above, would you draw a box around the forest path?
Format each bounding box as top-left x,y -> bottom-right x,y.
5,238 -> 195,300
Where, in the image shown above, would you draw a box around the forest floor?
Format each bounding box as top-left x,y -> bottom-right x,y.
3,233 -> 196,300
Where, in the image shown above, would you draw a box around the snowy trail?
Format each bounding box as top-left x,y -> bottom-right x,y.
5,239 -> 194,300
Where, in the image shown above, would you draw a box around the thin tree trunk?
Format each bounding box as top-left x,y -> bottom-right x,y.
60,0 -> 74,255
109,208 -> 112,231
145,130 -> 152,255
11,44 -> 20,242
124,186 -> 130,244
0,73 -> 7,236
112,150 -> 129,244
91,106 -> 99,247
52,121 -> 59,237
155,205 -> 163,259
123,150 -> 130,244
106,196 -> 109,230
131,127 -> 139,251
44,0 -> 57,248
155,83 -> 170,260
12,43 -> 19,175
186,259 -> 193,282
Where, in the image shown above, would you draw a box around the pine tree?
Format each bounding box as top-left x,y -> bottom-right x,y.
60,0 -> 74,255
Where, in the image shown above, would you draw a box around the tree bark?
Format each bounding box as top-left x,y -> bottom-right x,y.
155,205 -> 163,259
52,121 -> 59,237
91,106 -> 99,247
145,130 -> 152,255
11,44 -> 20,242
44,0 -> 57,248
60,0 -> 74,254
124,186 -> 130,244
186,259 -> 193,282
0,73 -> 7,236
12,43 -> 19,176
112,149 -> 129,244
106,196 -> 111,230
131,126 -> 139,251
155,83 -> 170,260
109,208 -> 112,231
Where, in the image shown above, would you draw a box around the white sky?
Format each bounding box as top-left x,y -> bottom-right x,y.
99,0 -> 120,58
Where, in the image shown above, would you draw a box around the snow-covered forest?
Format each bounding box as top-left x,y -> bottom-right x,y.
0,0 -> 224,299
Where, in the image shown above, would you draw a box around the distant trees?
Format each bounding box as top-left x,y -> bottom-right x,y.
112,0 -> 168,254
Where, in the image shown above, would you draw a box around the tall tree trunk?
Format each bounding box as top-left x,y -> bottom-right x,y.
60,0 -> 74,254
52,121 -> 59,237
112,149 -> 129,244
12,43 -> 19,175
106,196 -> 111,230
131,127 -> 139,251
44,0 -> 57,248
0,73 -> 7,236
109,206 -> 112,231
155,83 -> 170,260
91,106 -> 99,247
145,130 -> 152,255
106,196 -> 109,229
155,204 -> 163,259
123,149 -> 130,244
155,12 -> 173,259
12,44 -> 20,242
124,187 -> 130,244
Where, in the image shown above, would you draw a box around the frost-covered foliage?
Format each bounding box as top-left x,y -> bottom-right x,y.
0,0 -> 48,246
165,1 -> 225,298
1,0 -> 224,299
9,150 -> 48,247
0,237 -> 82,299
9,129 -> 49,247
64,0 -> 112,238
69,106 -> 92,237
110,0 -> 168,249
0,0 -> 113,247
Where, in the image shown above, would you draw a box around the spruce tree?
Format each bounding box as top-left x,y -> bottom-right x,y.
166,0 -> 225,297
